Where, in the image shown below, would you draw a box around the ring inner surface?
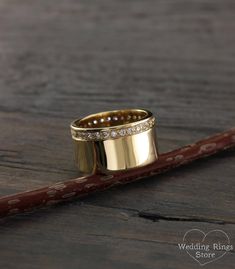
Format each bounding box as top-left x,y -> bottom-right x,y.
76,110 -> 149,128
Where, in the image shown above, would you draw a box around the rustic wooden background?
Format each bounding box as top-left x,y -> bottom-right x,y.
0,0 -> 234,268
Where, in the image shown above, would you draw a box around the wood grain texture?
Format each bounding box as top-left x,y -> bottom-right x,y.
0,0 -> 234,268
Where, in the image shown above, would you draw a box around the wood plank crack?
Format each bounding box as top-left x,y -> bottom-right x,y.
138,212 -> 234,225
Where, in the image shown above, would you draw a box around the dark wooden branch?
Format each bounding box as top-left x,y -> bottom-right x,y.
0,128 -> 234,218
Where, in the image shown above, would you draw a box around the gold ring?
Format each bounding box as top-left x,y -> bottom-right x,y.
70,109 -> 158,175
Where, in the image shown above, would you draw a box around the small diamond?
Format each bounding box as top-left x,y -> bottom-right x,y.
136,125 -> 141,132
93,119 -> 98,124
80,132 -> 86,138
107,117 -> 111,121
149,119 -> 154,127
111,130 -> 117,138
131,126 -> 136,133
119,129 -> 126,136
113,116 -> 118,121
132,115 -> 137,120
101,131 -> 109,139
143,122 -> 149,130
95,132 -> 101,139
76,132 -> 82,138
127,128 -> 132,135
87,133 -> 93,140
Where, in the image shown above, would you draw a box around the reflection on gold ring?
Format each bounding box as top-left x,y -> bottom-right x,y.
70,108 -> 158,175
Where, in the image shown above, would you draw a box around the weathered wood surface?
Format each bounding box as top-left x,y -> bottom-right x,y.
0,0 -> 234,268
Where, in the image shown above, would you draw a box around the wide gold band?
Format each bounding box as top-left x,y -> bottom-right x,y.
70,109 -> 158,174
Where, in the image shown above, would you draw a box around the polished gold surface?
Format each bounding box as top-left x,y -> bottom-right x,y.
70,109 -> 158,175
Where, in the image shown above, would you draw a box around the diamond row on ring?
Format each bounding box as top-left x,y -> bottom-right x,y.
71,117 -> 155,141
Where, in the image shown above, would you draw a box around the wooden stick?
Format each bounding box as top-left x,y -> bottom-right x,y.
0,128 -> 234,218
